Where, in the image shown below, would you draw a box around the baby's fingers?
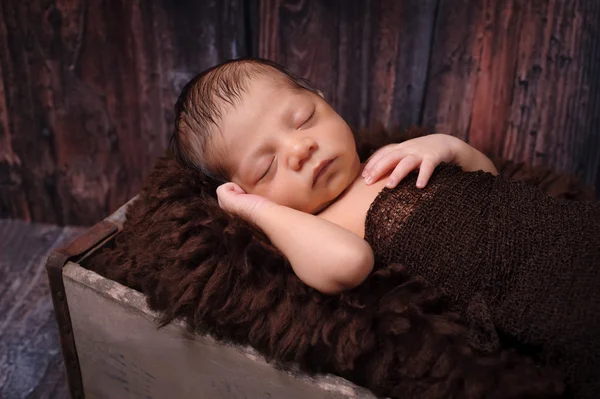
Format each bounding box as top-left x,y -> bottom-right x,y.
229,182 -> 246,194
416,158 -> 436,188
219,182 -> 246,194
386,155 -> 421,188
363,148 -> 407,184
362,146 -> 397,177
216,182 -> 246,208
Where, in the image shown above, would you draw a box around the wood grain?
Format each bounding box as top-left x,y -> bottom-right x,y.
0,0 -> 247,225
421,0 -> 600,187
258,0 -> 439,130
0,219 -> 85,399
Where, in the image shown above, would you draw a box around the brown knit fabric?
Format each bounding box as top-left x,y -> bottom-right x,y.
365,163 -> 600,398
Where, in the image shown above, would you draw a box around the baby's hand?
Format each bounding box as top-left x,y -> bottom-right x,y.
362,134 -> 462,189
216,183 -> 274,223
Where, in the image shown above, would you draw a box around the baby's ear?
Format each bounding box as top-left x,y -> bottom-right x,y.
317,90 -> 324,98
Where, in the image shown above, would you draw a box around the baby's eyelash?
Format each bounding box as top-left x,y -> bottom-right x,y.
298,107 -> 316,129
259,157 -> 275,181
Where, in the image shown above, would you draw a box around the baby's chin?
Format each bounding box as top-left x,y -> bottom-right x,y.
310,182 -> 354,215
309,199 -> 335,215
295,162 -> 360,214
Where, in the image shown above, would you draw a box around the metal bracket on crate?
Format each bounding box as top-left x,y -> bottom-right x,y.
45,220 -> 119,399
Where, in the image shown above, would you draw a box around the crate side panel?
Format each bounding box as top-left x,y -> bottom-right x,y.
62,263 -> 376,399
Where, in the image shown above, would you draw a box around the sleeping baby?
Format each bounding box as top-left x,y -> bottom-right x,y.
170,57 -> 600,397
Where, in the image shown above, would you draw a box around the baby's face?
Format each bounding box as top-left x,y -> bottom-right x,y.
217,74 -> 361,214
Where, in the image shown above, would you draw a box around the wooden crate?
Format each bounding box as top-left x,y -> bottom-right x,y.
45,199 -> 378,399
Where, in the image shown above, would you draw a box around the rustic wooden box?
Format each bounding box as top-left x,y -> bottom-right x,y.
46,199 -> 378,399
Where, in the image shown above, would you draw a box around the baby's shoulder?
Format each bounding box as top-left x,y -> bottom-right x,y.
318,174 -> 390,238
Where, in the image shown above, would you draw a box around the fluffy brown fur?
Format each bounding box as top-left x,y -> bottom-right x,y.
89,127 -> 595,398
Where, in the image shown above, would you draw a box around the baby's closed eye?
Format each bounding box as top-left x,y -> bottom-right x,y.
296,106 -> 316,130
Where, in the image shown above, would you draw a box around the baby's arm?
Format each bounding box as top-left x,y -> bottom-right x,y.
216,183 -> 374,295
254,203 -> 374,294
452,139 -> 498,175
363,133 -> 498,189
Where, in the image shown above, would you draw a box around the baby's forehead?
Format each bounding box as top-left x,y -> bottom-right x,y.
246,70 -> 299,94
233,77 -> 303,118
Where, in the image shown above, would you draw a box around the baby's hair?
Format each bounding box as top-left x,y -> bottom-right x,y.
169,57 -> 320,183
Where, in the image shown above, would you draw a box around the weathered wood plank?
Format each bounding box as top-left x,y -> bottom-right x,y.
259,0 -> 343,112
0,219 -> 85,399
62,262 -> 377,399
258,0 -> 439,130
0,0 -> 247,225
421,0 -> 600,189
367,0 -> 439,130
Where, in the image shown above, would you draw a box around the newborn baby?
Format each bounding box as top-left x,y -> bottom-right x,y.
170,57 -> 498,294
171,57 -> 600,397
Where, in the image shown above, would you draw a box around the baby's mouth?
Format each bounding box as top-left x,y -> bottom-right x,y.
312,158 -> 335,186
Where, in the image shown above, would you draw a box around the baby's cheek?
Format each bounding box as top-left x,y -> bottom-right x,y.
274,189 -> 311,212
279,190 -> 302,207
248,186 -> 280,208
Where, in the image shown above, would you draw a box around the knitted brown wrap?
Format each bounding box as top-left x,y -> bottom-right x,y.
365,163 -> 600,398
88,127 -> 597,398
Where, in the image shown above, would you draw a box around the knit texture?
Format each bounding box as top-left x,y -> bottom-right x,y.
365,163 -> 600,398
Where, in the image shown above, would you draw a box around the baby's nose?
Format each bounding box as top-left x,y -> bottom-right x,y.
287,138 -> 317,170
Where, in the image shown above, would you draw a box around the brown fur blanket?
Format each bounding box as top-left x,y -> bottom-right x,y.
89,127 -> 595,398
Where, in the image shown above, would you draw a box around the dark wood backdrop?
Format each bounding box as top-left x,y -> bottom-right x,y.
1,0 -> 599,226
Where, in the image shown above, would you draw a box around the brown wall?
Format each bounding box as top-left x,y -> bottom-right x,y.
1,0 -> 599,226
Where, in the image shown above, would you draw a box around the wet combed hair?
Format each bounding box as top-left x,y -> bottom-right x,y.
169,58 -> 320,183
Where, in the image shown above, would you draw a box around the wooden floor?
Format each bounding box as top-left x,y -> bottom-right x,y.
0,219 -> 85,399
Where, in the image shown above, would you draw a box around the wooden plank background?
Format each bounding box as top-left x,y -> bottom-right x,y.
0,0 -> 248,225
1,0 -> 599,225
0,220 -> 85,398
